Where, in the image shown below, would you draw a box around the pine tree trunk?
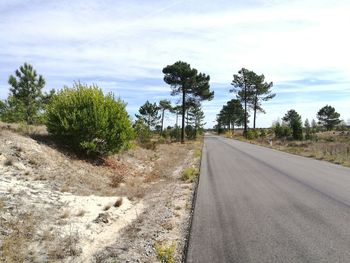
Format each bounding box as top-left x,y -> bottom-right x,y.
253,94 -> 257,129
244,88 -> 247,136
181,90 -> 185,144
253,106 -> 257,129
161,109 -> 165,136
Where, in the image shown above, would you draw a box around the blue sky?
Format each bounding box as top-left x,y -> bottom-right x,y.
1,0 -> 349,127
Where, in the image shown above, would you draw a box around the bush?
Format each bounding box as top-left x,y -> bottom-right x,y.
46,83 -> 134,155
154,242 -> 175,263
181,167 -> 198,182
134,119 -> 151,144
246,129 -> 259,140
274,123 -> 292,139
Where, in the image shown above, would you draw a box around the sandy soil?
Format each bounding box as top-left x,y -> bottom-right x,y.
0,125 -> 200,262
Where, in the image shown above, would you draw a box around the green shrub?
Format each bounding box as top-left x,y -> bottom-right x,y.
154,242 -> 175,263
246,129 -> 259,140
181,167 -> 198,182
134,119 -> 151,144
46,83 -> 134,155
274,123 -> 292,139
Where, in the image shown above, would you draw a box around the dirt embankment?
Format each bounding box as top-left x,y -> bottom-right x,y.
0,125 -> 201,262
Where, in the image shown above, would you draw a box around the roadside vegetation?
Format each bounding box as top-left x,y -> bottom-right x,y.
0,62 -> 207,262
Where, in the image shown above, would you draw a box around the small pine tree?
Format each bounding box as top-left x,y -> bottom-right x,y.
304,119 -> 311,140
282,110 -> 303,140
6,63 -> 46,124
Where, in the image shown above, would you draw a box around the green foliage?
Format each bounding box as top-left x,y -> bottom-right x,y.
185,125 -> 196,140
274,122 -> 292,139
250,73 -> 275,129
170,125 -> 180,141
246,129 -> 259,140
181,167 -> 198,182
230,68 -> 274,132
159,99 -> 172,136
163,61 -> 213,143
282,109 -> 303,140
46,83 -> 134,155
154,242 -> 175,263
4,63 -> 46,124
217,99 -> 244,133
304,119 -> 312,140
135,100 -> 160,130
259,128 -> 267,137
317,105 -> 341,131
186,105 -> 205,139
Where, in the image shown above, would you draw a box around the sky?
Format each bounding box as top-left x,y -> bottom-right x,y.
0,0 -> 349,128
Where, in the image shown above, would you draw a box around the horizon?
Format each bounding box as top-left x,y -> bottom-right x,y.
1,0 -> 349,128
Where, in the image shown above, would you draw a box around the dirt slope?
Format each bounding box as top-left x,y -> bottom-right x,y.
0,126 -> 200,262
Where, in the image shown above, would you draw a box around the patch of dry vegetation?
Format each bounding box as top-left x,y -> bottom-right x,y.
233,130 -> 350,167
0,212 -> 37,262
0,124 -> 202,262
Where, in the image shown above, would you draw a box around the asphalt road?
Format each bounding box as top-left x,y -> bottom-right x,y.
186,135 -> 350,263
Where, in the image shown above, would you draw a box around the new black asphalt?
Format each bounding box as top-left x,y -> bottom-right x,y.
186,135 -> 350,263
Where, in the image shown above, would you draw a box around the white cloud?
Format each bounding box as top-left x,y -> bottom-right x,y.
0,0 -> 349,127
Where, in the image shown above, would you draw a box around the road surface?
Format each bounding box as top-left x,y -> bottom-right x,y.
186,135 -> 350,263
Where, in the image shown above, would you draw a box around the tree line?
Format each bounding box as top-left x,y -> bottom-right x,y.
215,67 -> 345,141
216,68 -> 275,136
0,61 -> 213,155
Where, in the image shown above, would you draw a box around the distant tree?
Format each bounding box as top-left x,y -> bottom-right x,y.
250,73 -> 275,129
274,121 -> 291,139
226,99 -> 245,133
0,100 -> 6,117
187,104 -> 205,138
282,109 -> 303,140
135,101 -> 160,130
217,99 -> 245,134
42,89 -> 56,108
6,63 -> 46,124
304,118 -> 311,140
163,61 -> 214,143
158,99 -> 172,136
184,97 -> 200,126
230,68 -> 255,136
311,118 -> 319,133
317,105 -> 341,131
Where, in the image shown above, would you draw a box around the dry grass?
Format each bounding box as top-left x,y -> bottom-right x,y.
109,174 -> 125,188
4,158 -> 13,166
0,212 -> 37,263
60,210 -> 70,219
48,230 -> 82,260
76,209 -> 86,217
236,130 -> 350,167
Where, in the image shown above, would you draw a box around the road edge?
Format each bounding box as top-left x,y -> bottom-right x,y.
181,140 -> 205,263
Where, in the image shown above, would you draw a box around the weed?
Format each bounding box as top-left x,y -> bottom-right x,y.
174,205 -> 181,210
114,197 -> 123,207
154,242 -> 176,263
4,158 -> 13,166
181,167 -> 198,182
60,210 -> 70,219
194,149 -> 202,158
103,204 -> 111,211
110,174 -> 125,188
76,209 -> 85,217
0,212 -> 37,262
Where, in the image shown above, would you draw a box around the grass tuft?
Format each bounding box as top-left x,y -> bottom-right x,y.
154,242 -> 176,263
181,167 -> 198,182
